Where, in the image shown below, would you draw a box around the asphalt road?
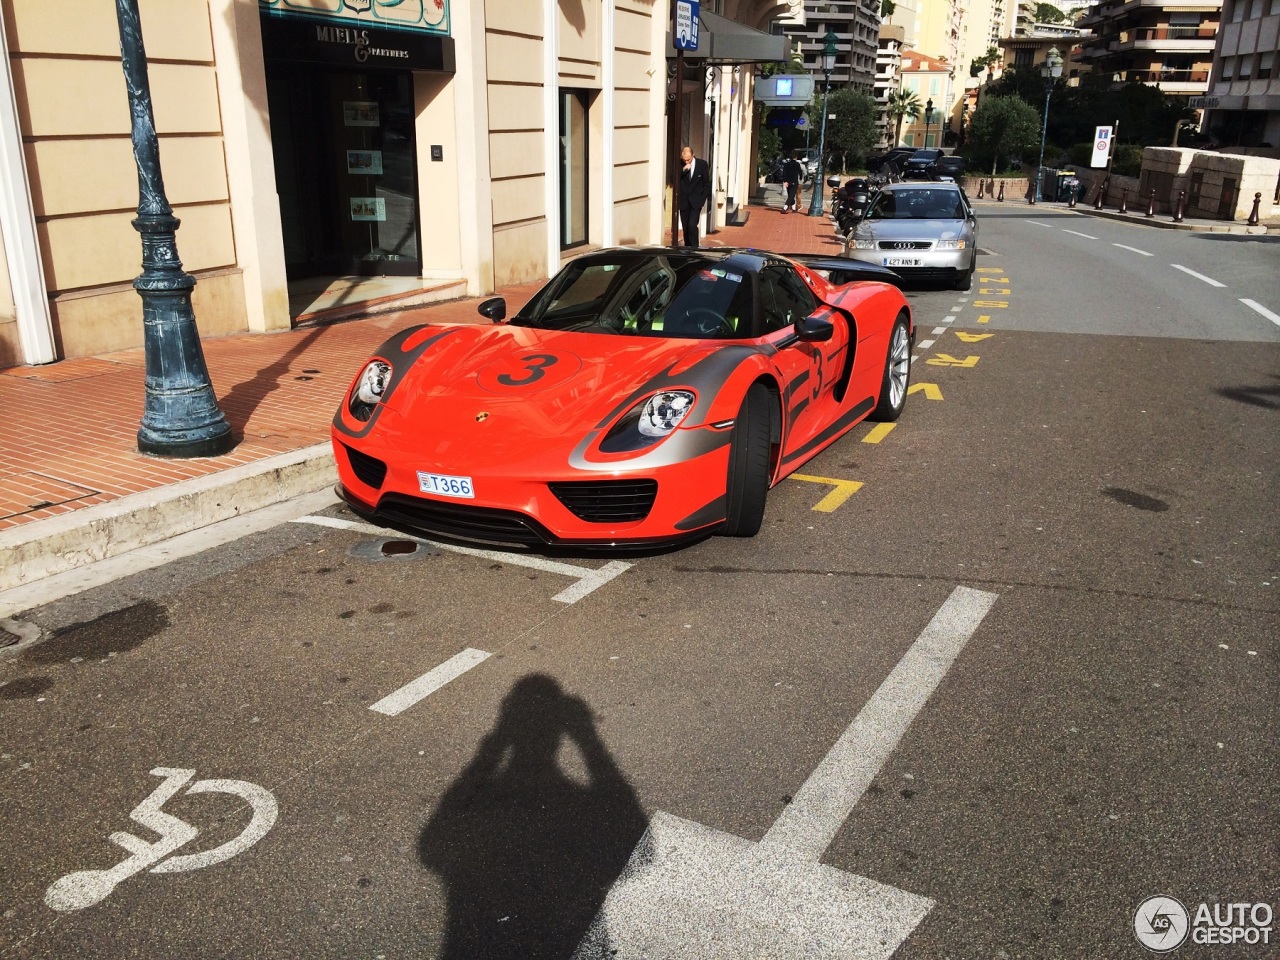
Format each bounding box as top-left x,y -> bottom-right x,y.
1,204 -> 1276,960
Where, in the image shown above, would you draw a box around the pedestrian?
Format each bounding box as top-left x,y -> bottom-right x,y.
781,150 -> 804,213
678,145 -> 711,248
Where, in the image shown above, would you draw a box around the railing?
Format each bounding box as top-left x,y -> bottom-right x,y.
1137,26 -> 1218,40
1120,69 -> 1210,83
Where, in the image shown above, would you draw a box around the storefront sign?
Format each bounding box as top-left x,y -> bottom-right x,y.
260,0 -> 449,36
261,13 -> 455,72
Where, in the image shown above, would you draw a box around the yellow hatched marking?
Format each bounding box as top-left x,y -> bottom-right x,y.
862,422 -> 896,444
789,474 -> 864,512
907,382 -> 943,400
955,331 -> 993,343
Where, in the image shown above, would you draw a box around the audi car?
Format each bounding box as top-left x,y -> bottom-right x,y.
842,182 -> 978,290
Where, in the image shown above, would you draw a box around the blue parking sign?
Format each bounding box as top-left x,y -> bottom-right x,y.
675,0 -> 699,50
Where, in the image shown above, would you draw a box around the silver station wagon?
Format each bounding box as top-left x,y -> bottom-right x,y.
842,183 -> 978,291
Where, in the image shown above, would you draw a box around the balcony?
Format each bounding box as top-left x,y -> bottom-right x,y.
1112,25 -> 1218,51
1117,68 -> 1211,90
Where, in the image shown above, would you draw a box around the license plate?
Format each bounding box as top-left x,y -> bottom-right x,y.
883,257 -> 922,267
417,471 -> 475,499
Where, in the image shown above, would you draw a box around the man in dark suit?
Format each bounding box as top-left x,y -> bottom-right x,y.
678,145 -> 711,248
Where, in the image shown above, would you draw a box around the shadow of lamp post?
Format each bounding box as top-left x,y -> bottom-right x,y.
807,28 -> 838,217
115,0 -> 233,458
1033,46 -> 1063,203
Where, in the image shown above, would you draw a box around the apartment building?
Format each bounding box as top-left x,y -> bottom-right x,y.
793,0 -> 883,94
898,49 -> 955,146
1200,0 -> 1280,147
875,24 -> 907,146
1076,0 -> 1222,95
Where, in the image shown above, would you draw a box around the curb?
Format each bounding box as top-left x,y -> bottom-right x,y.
0,443 -> 337,592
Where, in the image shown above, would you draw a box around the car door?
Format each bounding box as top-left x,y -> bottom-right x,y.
758,263 -> 849,459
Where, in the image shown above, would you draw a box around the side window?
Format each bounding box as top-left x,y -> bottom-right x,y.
759,265 -> 817,333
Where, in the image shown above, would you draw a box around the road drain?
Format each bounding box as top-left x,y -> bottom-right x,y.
347,538 -> 436,562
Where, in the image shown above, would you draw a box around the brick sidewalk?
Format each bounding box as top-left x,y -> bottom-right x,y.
0,198 -> 837,535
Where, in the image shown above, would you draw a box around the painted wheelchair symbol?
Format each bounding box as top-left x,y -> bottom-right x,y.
45,767 -> 278,912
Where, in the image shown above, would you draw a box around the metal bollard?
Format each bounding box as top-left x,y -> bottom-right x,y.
1119,187 -> 1128,214
997,180 -> 1005,202
1248,191 -> 1262,226
1028,180 -> 1036,205
1146,188 -> 1156,217
1173,189 -> 1186,222
1094,178 -> 1107,210
977,179 -> 985,200
1068,184 -> 1078,208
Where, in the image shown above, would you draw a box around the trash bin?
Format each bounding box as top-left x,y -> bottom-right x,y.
1057,174 -> 1080,202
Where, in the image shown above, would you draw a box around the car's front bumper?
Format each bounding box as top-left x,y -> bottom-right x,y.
843,246 -> 970,281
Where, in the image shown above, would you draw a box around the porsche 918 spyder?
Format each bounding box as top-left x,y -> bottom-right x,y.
332,247 -> 913,548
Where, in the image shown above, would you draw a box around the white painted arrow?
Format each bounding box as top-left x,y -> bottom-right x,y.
572,586 -> 1000,959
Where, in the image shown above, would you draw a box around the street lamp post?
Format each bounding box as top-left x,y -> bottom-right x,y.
807,28 -> 838,217
923,98 -> 934,148
1033,46 -> 1063,204
115,0 -> 233,457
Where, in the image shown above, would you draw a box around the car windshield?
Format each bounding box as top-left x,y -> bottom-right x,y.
510,254 -> 755,339
865,189 -> 967,221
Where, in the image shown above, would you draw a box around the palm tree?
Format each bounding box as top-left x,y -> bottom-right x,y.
886,88 -> 921,147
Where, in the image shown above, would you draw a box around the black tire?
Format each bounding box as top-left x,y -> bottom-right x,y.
721,384 -> 773,537
952,254 -> 976,291
871,318 -> 911,422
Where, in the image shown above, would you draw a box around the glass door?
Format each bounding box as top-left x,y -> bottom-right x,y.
559,91 -> 588,249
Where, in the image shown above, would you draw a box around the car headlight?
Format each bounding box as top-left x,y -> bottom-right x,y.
935,239 -> 967,250
600,390 -> 696,453
852,238 -> 876,250
348,360 -> 391,421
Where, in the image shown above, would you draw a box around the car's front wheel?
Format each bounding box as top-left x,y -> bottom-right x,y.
952,253 -> 976,291
722,384 -> 773,537
870,317 -> 911,422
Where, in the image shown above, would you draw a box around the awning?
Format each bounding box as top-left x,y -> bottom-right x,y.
668,10 -> 787,64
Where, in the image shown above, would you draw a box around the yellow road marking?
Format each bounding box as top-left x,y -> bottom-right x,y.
979,288 -> 1010,295
977,267 -> 1003,273
862,422 -> 896,444
925,354 -> 980,368
955,331 -> 993,343
907,382 -> 943,400
971,300 -> 1008,308
977,314 -> 990,324
789,474 -> 864,512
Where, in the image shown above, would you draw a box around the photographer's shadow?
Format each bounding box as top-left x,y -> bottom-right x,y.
419,675 -> 647,959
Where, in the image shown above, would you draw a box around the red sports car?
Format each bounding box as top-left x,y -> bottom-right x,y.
332,248 -> 912,548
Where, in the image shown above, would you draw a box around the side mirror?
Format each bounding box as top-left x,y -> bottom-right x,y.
794,312 -> 834,343
826,176 -> 841,188
477,297 -> 506,323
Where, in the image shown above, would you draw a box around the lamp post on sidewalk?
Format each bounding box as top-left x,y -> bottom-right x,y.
115,0 -> 232,458
1033,46 -> 1063,204
807,28 -> 838,217
923,98 -> 934,147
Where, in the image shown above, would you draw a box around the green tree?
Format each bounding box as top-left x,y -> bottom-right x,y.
969,46 -> 1002,78
881,0 -> 896,15
885,88 -> 921,147
821,88 -> 880,171
966,95 -> 1041,175
1034,2 -> 1067,22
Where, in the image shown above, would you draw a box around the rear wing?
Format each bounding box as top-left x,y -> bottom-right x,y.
782,255 -> 902,288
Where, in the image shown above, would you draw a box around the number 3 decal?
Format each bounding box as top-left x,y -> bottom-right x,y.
497,354 -> 559,387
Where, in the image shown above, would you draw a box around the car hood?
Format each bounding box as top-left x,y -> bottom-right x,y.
857,218 -> 971,241
380,323 -> 752,443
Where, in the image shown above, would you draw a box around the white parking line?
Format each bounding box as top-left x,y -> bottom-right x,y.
941,315 -> 956,324
1062,229 -> 1098,240
763,586 -> 1000,859
369,648 -> 491,716
1171,263 -> 1226,287
1112,243 -> 1152,257
1240,298 -> 1280,327
292,515 -> 631,604
932,326 -> 947,335
1027,220 -> 1054,227
917,339 -> 936,349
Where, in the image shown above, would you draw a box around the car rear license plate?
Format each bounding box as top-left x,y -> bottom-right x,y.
417,471 -> 475,499
884,257 -> 922,267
